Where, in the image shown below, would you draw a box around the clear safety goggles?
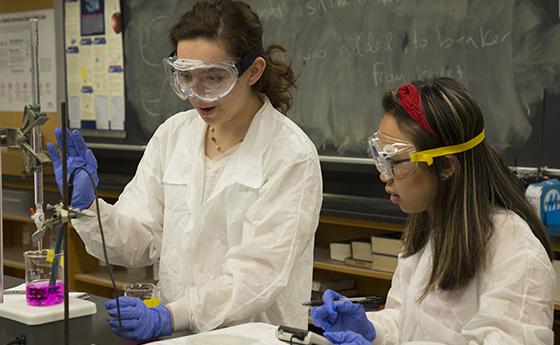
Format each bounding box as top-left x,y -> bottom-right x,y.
368,132 -> 418,180
368,130 -> 486,180
163,55 -> 238,102
162,46 -> 262,102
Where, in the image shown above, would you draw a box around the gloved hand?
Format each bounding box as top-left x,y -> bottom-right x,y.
47,128 -> 98,209
324,331 -> 372,345
311,289 -> 376,342
105,296 -> 173,343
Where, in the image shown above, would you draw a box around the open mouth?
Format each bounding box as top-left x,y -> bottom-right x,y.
200,105 -> 215,110
195,104 -> 217,117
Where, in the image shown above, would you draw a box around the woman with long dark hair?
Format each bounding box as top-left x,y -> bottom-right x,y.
312,78 -> 554,345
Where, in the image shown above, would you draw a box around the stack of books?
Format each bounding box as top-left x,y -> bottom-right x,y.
329,241 -> 352,262
330,233 -> 403,273
368,233 -> 402,272
342,239 -> 374,268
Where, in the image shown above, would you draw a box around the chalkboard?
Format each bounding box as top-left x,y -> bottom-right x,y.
101,0 -> 560,168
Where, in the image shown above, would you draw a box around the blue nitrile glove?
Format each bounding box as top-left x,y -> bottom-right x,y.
47,128 -> 98,209
324,331 -> 372,345
105,296 -> 173,343
311,289 -> 376,342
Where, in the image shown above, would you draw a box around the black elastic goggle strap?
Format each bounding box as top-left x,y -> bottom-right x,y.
235,43 -> 264,76
166,42 -> 264,76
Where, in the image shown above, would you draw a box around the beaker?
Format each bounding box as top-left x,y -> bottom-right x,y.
124,282 -> 160,307
23,250 -> 64,306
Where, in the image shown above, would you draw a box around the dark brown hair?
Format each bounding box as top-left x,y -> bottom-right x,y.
168,0 -> 296,113
383,77 -> 553,299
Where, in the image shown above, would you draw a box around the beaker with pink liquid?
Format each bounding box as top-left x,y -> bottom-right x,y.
23,250 -> 64,306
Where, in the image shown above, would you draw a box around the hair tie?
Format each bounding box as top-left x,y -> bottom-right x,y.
397,84 -> 438,139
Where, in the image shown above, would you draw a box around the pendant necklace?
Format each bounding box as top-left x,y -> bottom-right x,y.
209,126 -> 243,153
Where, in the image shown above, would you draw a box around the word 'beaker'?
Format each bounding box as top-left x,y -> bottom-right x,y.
24,250 -> 64,306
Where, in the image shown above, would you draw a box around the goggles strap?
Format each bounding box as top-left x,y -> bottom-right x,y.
166,43 -> 263,76
410,130 -> 485,165
397,83 -> 439,140
236,43 -> 264,76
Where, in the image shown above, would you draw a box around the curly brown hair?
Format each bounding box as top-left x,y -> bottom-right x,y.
168,0 -> 297,114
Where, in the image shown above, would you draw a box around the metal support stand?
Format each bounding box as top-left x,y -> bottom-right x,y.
0,19 -> 51,307
29,19 -> 47,250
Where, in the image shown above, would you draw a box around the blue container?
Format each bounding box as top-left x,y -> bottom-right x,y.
526,179 -> 560,236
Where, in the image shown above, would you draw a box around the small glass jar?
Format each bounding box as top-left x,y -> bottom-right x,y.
124,282 -> 160,308
24,250 -> 64,306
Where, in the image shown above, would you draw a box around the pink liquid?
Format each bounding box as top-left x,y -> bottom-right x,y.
26,280 -> 64,306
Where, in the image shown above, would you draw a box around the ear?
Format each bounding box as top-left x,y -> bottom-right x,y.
246,56 -> 266,86
440,155 -> 459,180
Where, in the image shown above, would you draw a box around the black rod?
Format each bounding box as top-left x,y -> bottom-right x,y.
61,102 -> 70,345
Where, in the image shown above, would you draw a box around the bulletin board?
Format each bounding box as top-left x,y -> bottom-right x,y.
64,0 -> 125,138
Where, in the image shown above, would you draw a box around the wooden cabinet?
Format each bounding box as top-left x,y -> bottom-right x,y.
312,215 -> 403,299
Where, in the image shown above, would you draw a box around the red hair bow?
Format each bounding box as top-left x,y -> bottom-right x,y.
397,84 -> 438,139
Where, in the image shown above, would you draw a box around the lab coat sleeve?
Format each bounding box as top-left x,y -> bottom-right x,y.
367,255 -> 406,345
71,133 -> 165,268
167,155 -> 322,332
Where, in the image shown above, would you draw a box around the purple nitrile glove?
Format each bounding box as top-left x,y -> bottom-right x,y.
105,296 -> 173,343
47,128 -> 98,209
324,330 -> 372,345
311,289 -> 376,342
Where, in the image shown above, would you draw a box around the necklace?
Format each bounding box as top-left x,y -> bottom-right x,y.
209,126 -> 243,153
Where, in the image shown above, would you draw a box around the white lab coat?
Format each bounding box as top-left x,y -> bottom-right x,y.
72,97 -> 323,332
367,209 -> 555,345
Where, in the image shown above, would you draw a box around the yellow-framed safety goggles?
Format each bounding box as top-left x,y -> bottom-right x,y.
368,130 -> 485,180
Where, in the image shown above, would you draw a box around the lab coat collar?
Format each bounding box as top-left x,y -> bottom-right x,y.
205,96 -> 277,202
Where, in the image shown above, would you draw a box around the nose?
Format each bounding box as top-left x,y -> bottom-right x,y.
379,172 -> 392,183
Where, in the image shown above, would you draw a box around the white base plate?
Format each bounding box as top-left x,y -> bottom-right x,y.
0,298 -> 96,325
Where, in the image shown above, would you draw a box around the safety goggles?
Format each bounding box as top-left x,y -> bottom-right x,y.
368,132 -> 418,180
368,130 -> 486,180
162,46 -> 262,102
163,55 -> 238,102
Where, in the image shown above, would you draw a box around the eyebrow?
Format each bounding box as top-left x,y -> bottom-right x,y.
379,134 -> 414,145
379,130 -> 408,140
170,50 -> 235,63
